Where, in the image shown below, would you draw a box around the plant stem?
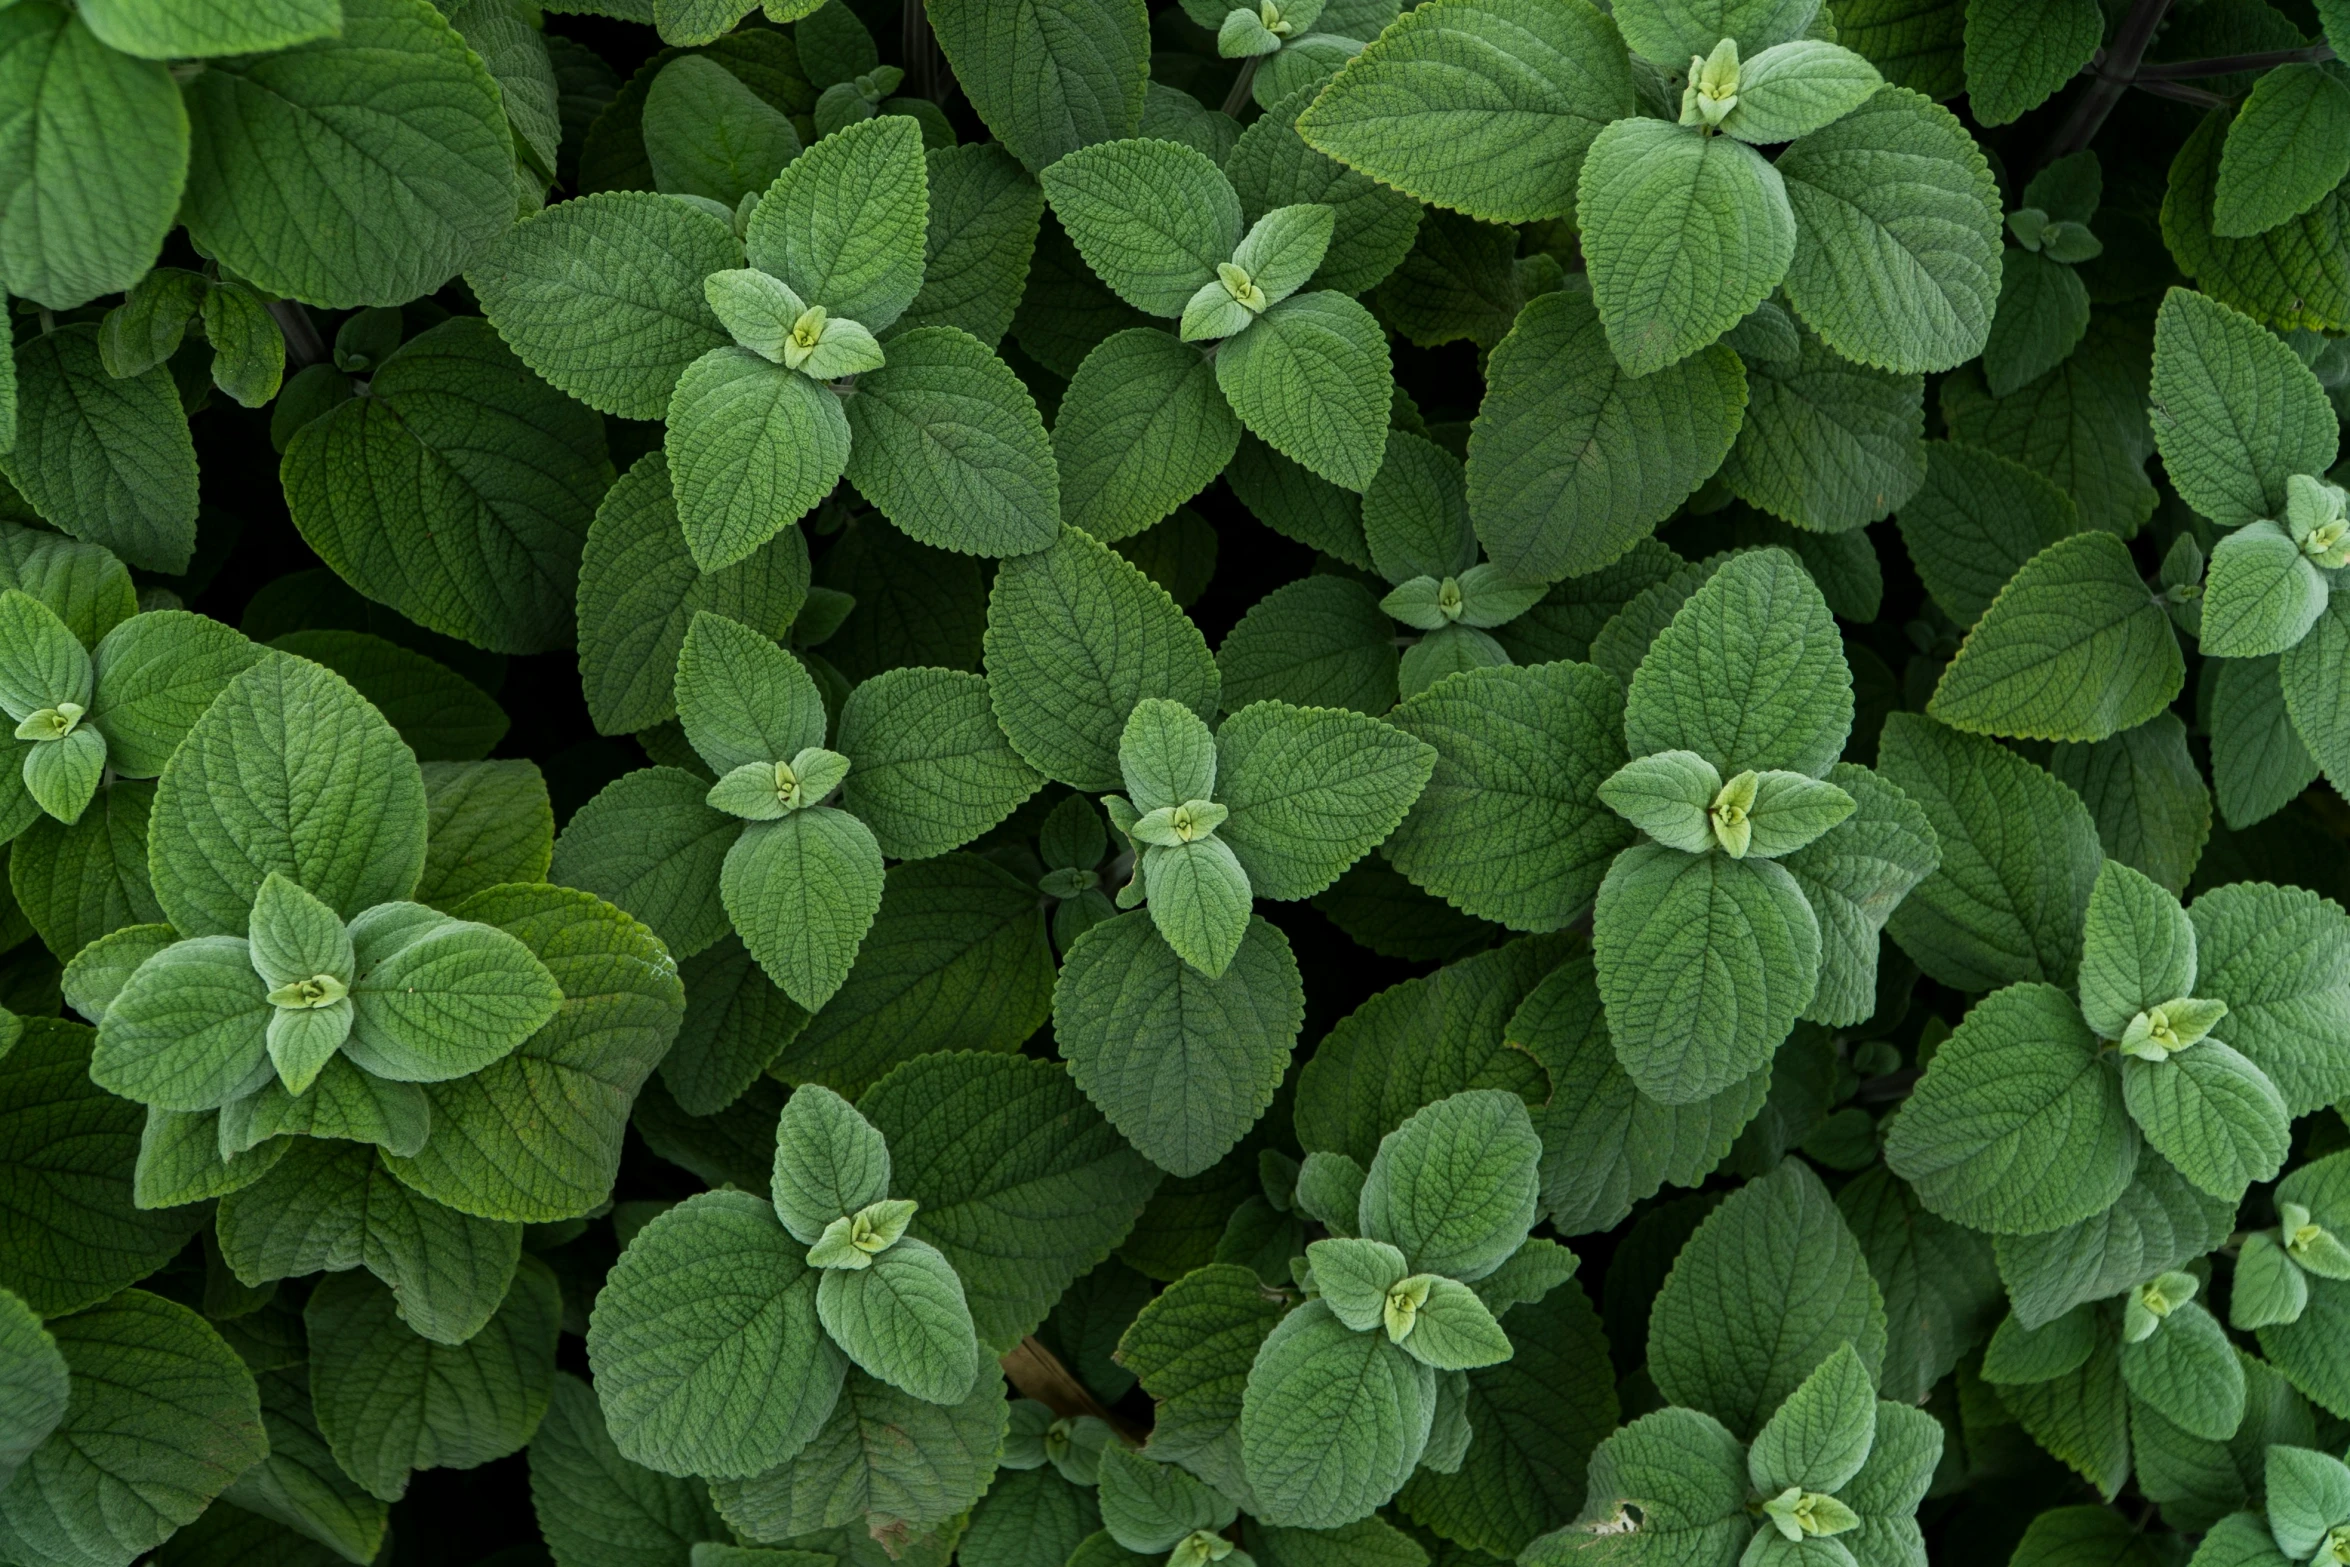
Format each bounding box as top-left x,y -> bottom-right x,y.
999,1336 -> 1148,1444
1220,56 -> 1260,117
268,299 -> 327,370
2046,0 -> 2177,161
2135,41 -> 2334,78
2132,79 -> 2231,110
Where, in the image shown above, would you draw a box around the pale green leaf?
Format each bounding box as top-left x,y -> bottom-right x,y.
723,806 -> 885,1011
1216,290 -> 1393,492
2150,285 -> 2337,529
926,0 -> 1148,175
1240,1300 -> 1436,1529
815,1237 -> 981,1405
1040,138 -> 1239,318
2122,1041 -> 2287,1203
666,347 -> 850,575
2213,62 -> 2350,239
2202,520 -> 2330,658
2189,880 -> 2350,1115
842,325 -> 1061,557
549,766 -> 735,961
1053,329 -> 1240,545
1519,1405 -> 1748,1566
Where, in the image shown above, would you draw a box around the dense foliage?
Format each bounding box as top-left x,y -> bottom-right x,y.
5,1 -> 2350,1565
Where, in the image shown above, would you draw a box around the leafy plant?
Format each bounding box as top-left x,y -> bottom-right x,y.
5,2 -> 2350,1565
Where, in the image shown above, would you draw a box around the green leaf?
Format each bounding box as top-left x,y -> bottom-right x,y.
1750,1341 -> 1875,1494
1116,1261 -> 1281,1496
1296,0 -> 1633,226
1467,289 -> 1748,581
470,191 -> 742,422
528,1371 -> 729,1567
587,1188 -> 844,1478
707,1364 -> 1008,1545
1054,329 -> 1240,545
666,348 -> 850,575
1941,311 -> 2159,538
2076,859 -> 2195,1039
0,522 -> 137,653
2121,1300 -> 2245,1442
773,1082 -> 892,1243
814,1236 -> 980,1405
1778,762 -> 1939,1026
578,452 -> 810,737
550,767 -> 735,960
1056,910 -> 1302,1177
1593,844 -> 1821,1102
2190,880 -> 2350,1115
1983,249 -> 2092,399
842,325 -> 1060,557
1627,547 -> 1853,777
1927,531 -> 2183,743
1216,291 -> 1392,493
2046,714 -> 2210,902
0,1291 -> 263,1567
1777,86 -> 2001,372
0,1020 -> 204,1314
1896,443 -> 2084,625
1577,116 -> 1795,378
779,854 -> 1053,1098
1241,1300 -> 1436,1529
983,525 -> 1220,793
267,630 -> 505,763
92,935 -> 270,1112
926,0 -> 1148,175
0,1287 -> 64,1488
1215,576 -> 1399,717
1520,1405 -> 1747,1565
724,807 -> 885,1011
283,317 -> 614,654
2,327 -> 198,573
307,1257 -> 560,1501
900,142 -> 1047,348
643,55 -> 799,207
1835,1165 -> 2001,1403
833,666 -> 1039,858
1211,700 -> 1433,899
88,612 -> 259,778
342,904 -> 563,1085
1385,661 -> 1631,931
150,653 -> 428,937
216,1139 -> 521,1347
2214,63 -> 2350,239
1883,981 -> 2137,1235
1994,1152 -> 2234,1330
2149,286 -> 2337,529
11,780 -> 165,962
1099,1443 -> 1234,1552
1041,138 -> 1239,318
1356,1088 -> 1540,1283
0,6 -> 186,310
1647,1155 -> 1886,1438
1718,326 -> 1928,534
218,1056 -> 430,1162
180,0 -> 515,308
2122,1042 -> 2288,1203
414,759 -> 553,910
1512,949 -> 1765,1235
1228,83 -> 1420,296
2282,594 -> 2350,798
1717,40 -> 1884,146
1962,0 -> 2100,125
962,1465 -> 1102,1567
2203,520 -> 2329,658
382,883 -> 684,1223
862,1050 -> 1159,1351
676,610 -> 828,776
1877,712 -> 2102,991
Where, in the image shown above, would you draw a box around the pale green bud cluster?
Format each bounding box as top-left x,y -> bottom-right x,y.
1761,1485 -> 1861,1542
1679,38 -> 1740,131
1709,769 -> 1759,858
2123,1269 -> 2197,1342
703,267 -> 886,380
706,746 -> 852,820
2116,995 -> 2228,1061
1133,798 -> 1228,846
2006,206 -> 2102,263
1382,1273 -> 1433,1343
1218,0 -> 1320,56
806,1196 -> 920,1270
13,700 -> 83,742
2285,473 -> 2350,568
1168,1530 -> 1239,1567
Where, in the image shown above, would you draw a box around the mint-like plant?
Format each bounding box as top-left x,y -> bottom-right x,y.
7,2 -> 2350,1562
